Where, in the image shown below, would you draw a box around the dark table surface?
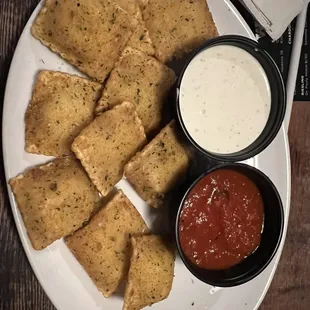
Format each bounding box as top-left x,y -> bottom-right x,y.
0,0 -> 310,309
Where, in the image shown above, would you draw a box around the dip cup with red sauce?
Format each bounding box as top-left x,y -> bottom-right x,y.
175,163 -> 284,287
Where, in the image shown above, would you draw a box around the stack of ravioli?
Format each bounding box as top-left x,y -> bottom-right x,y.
9,0 -> 218,309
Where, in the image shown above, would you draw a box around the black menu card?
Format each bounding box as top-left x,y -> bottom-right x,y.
231,0 -> 309,101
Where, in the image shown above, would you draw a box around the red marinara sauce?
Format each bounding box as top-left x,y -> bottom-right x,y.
179,169 -> 264,270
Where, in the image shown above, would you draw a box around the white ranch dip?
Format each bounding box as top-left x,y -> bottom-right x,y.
179,45 -> 271,154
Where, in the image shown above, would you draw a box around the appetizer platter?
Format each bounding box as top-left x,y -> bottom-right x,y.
3,0 -> 291,310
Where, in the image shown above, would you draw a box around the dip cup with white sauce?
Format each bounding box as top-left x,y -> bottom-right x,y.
176,35 -> 286,162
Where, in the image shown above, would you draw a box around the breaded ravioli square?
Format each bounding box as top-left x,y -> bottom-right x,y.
111,0 -> 155,55
143,0 -> 218,63
96,48 -> 175,133
72,101 -> 146,196
113,0 -> 142,19
127,24 -> 155,56
124,120 -> 190,207
9,156 -> 100,250
123,235 -> 175,310
66,190 -> 148,297
25,71 -> 102,157
31,0 -> 138,82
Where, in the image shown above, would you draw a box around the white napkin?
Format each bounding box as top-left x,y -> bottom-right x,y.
241,0 -> 306,40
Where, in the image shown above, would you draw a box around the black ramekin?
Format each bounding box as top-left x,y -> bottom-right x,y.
175,35 -> 286,162
175,163 -> 284,287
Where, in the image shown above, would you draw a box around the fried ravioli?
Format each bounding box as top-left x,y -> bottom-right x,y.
96,48 -> 175,134
123,235 -> 175,310
72,101 -> 146,196
124,120 -> 190,207
127,24 -> 155,56
25,71 -> 102,156
32,0 -> 138,82
9,156 -> 100,250
143,0 -> 218,63
66,190 -> 148,297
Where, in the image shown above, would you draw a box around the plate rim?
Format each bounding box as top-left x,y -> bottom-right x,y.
254,127 -> 291,310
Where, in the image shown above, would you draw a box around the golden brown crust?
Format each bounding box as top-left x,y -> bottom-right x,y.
143,0 -> 218,63
124,120 -> 190,207
96,48 -> 176,134
9,156 -> 100,250
123,235 -> 175,310
31,0 -> 138,82
72,101 -> 146,196
112,0 -> 142,20
127,24 -> 155,56
66,190 -> 148,297
25,70 -> 102,157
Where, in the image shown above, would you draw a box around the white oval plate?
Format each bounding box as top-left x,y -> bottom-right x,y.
2,1 -> 291,310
